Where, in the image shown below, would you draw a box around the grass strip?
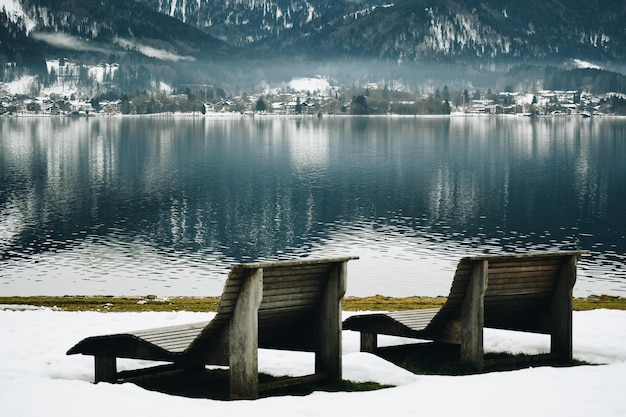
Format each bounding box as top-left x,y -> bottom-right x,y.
1,295 -> 625,312
0,296 -> 221,312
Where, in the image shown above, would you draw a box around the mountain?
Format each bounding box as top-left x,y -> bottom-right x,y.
140,0 -> 381,48
302,0 -> 626,65
1,0 -> 625,94
0,0 -> 231,67
146,0 -> 626,67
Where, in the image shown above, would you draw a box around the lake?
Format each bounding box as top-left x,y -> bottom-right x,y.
1,115 -> 625,298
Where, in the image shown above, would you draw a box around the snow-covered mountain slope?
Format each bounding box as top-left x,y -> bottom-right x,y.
0,0 -> 231,64
144,0 -> 626,65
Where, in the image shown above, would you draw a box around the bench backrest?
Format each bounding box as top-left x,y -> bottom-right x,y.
427,251 -> 586,334
186,256 -> 356,364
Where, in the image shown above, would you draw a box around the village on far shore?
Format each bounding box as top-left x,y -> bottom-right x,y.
2,69 -> 626,117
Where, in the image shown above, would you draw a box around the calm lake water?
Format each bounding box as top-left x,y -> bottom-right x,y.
1,115 -> 625,297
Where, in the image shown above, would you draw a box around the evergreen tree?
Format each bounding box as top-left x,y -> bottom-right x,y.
350,95 -> 369,115
442,85 -> 450,101
121,95 -> 131,114
442,100 -> 451,114
463,89 -> 470,105
295,98 -> 302,114
255,97 -> 267,112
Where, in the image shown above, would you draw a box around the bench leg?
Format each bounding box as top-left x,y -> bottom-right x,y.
229,268 -> 263,400
551,255 -> 577,362
315,261 -> 348,383
360,332 -> 377,353
460,260 -> 487,371
94,354 -> 116,383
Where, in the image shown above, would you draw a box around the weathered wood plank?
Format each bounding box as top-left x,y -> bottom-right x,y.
462,251 -> 585,262
95,354 -> 116,383
487,266 -> 561,275
220,275 -> 327,302
257,305 -> 317,316
258,298 -> 321,310
138,330 -> 202,341
262,273 -> 330,283
261,291 -> 324,303
388,310 -> 440,329
316,261 -> 347,382
551,255 -> 577,361
261,266 -> 333,278
486,278 -> 556,288
229,267 -> 263,400
484,293 -> 553,304
360,332 -> 377,352
237,256 -> 358,270
390,316 -> 437,325
133,332 -> 205,345
486,271 -> 560,282
261,286 -> 325,296
460,260 -> 487,371
488,258 -> 562,267
484,287 -> 554,297
389,308 -> 441,317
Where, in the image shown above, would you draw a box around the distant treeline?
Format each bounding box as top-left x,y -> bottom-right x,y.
497,66 -> 626,95
544,68 -> 626,94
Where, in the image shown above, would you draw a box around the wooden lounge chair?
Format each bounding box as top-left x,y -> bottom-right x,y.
343,251 -> 587,370
67,256 -> 358,399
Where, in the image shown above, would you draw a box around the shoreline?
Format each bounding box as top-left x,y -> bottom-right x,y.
3,111 -> 626,119
1,294 -> 624,312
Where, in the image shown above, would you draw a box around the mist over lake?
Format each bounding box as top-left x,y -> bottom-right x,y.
1,115 -> 625,297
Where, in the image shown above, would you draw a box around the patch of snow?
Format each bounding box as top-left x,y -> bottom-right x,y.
4,75 -> 38,95
306,2 -> 316,23
88,63 -> 118,84
573,59 -> 603,70
0,0 -> 37,33
0,309 -> 625,416
288,77 -> 331,94
158,81 -> 173,93
170,0 -> 178,19
0,304 -> 48,311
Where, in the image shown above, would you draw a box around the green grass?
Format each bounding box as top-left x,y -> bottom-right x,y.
0,296 -> 221,312
343,295 -> 447,311
572,294 -> 626,311
1,295 -> 625,312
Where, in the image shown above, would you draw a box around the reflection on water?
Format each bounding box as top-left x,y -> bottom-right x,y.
1,116 -> 625,297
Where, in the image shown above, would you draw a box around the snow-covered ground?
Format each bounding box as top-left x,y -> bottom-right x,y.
1,307 -> 625,416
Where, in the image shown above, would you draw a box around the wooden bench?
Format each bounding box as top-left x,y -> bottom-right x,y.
67,256 -> 358,399
343,251 -> 587,370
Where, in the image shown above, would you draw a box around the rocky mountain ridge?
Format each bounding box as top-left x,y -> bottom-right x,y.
145,0 -> 626,66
